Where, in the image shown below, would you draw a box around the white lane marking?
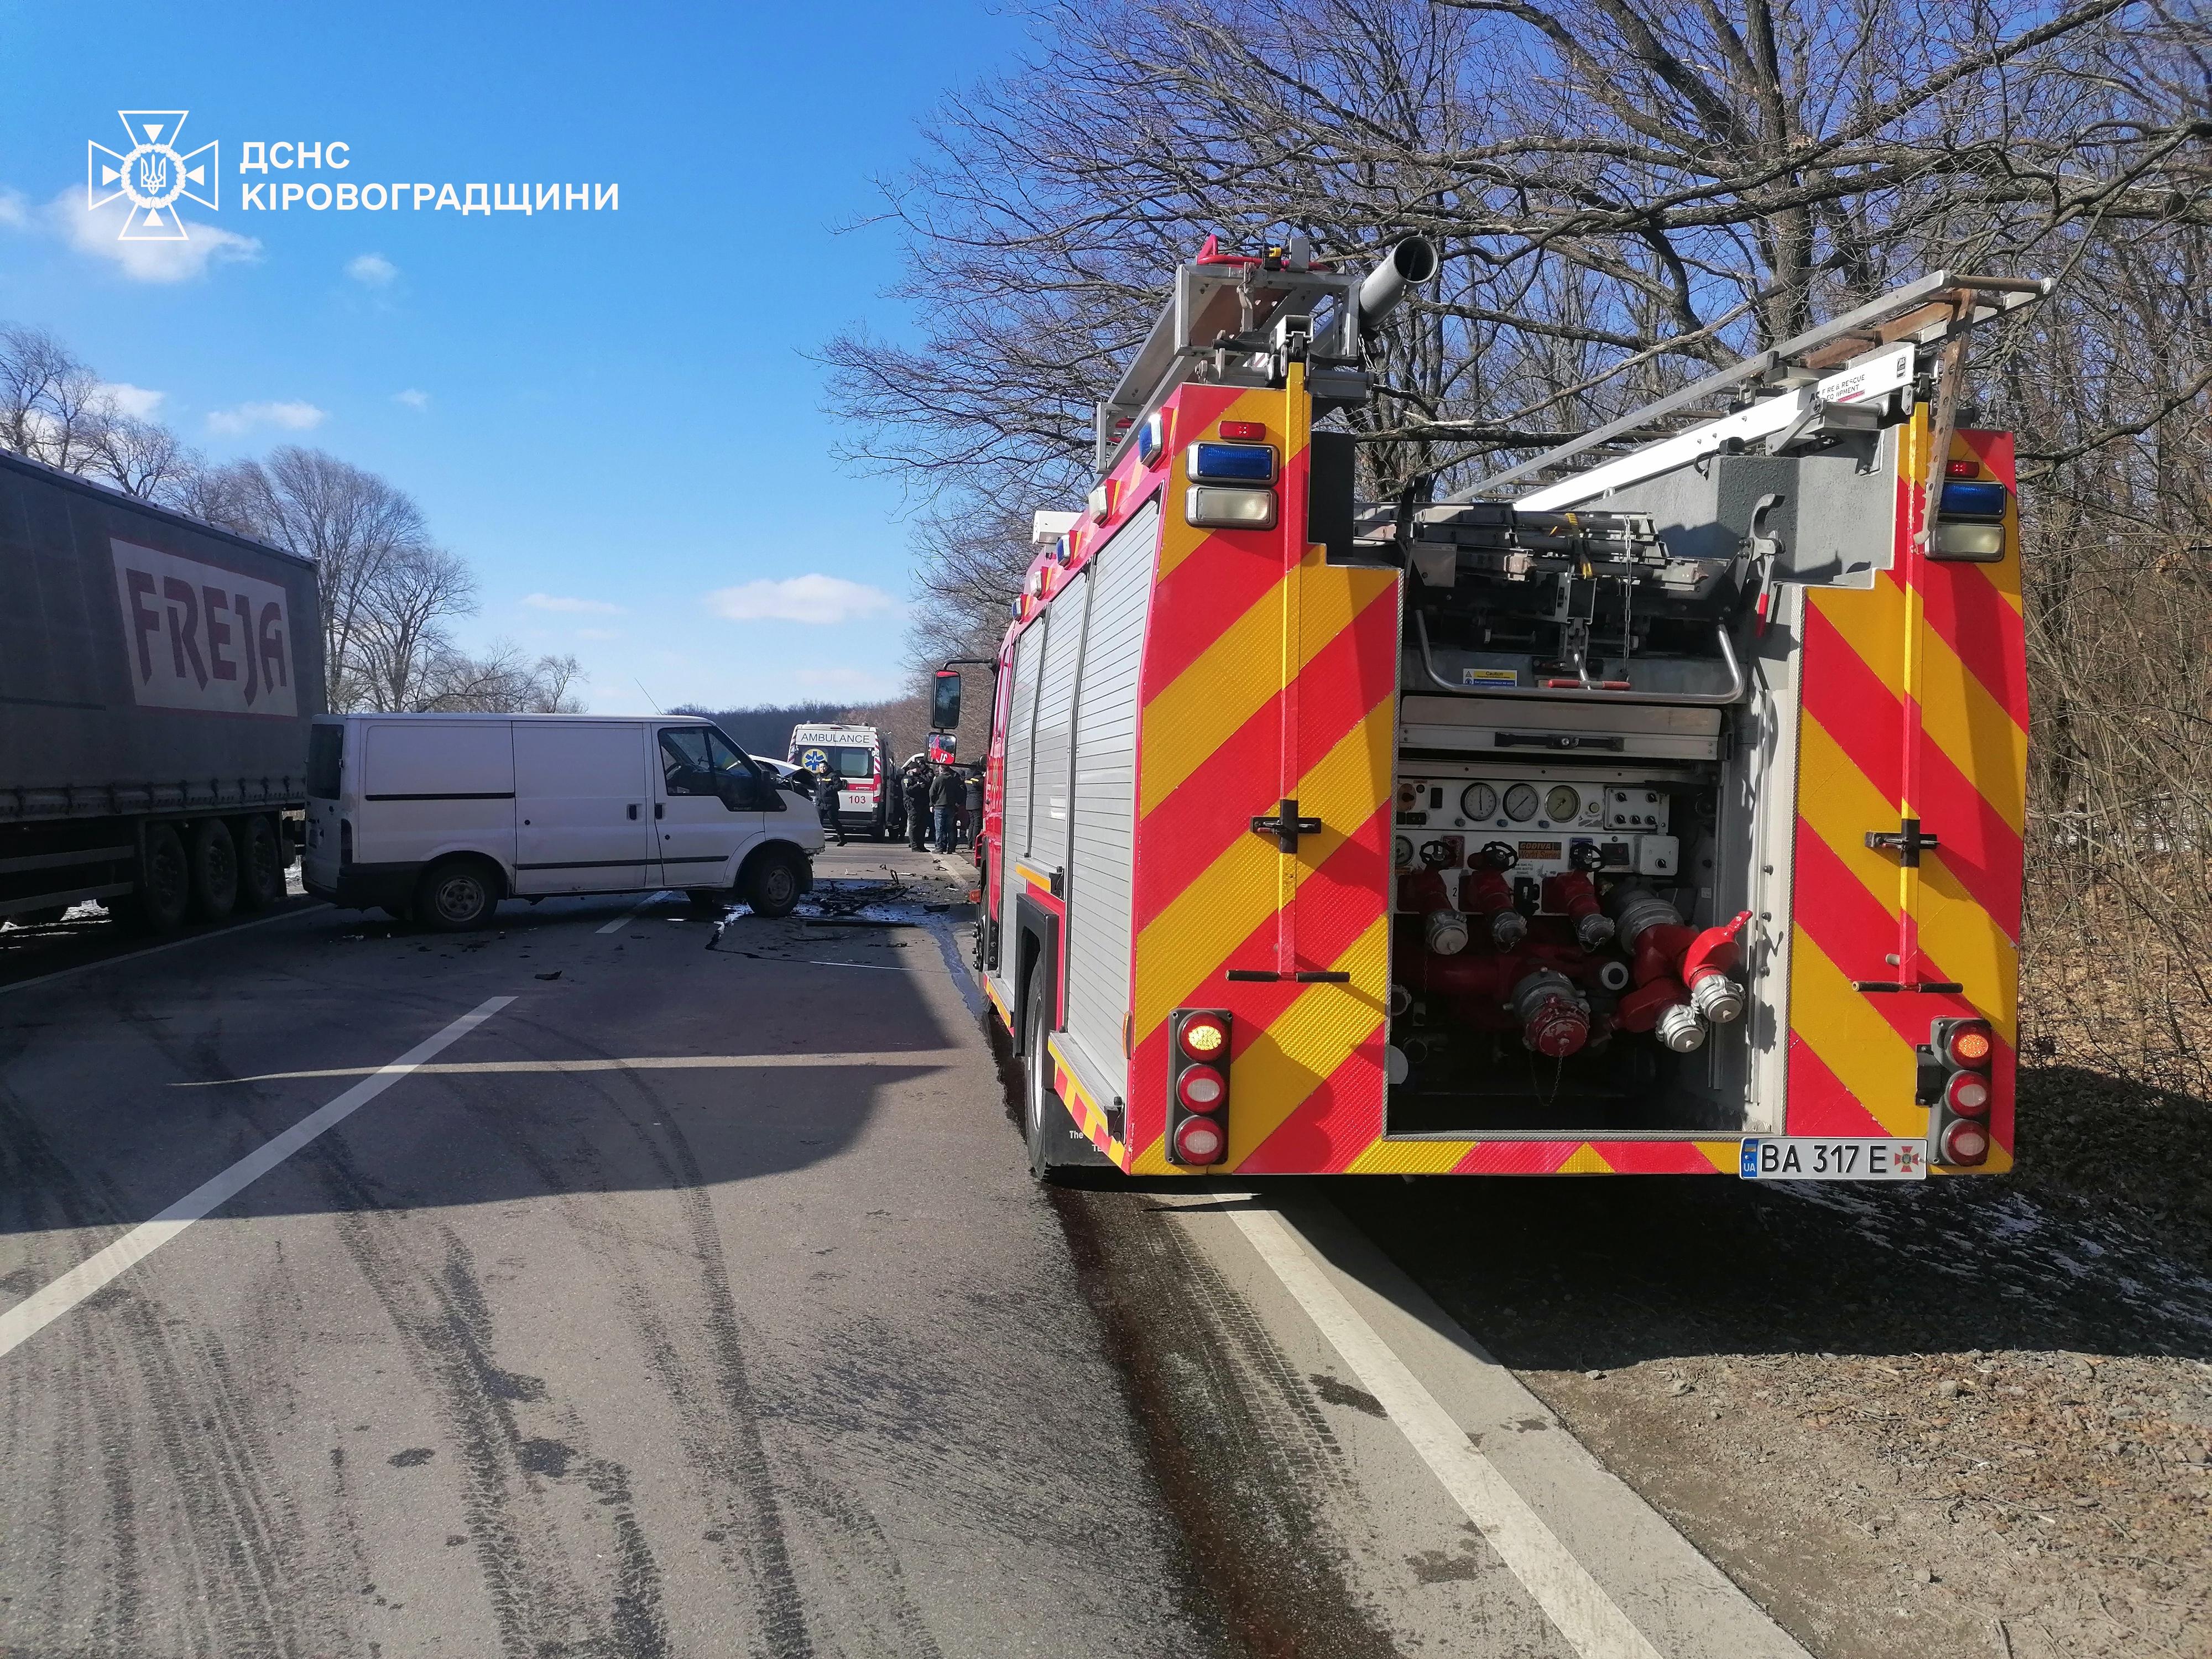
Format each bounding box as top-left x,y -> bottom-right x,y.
1232,1206 -> 1665,1659
0,995 -> 514,1361
0,904 -> 330,998
802,959 -> 904,971
596,893 -> 676,935
173,1050 -> 960,1086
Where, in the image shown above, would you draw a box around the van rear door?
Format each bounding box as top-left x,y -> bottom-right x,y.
513,722 -> 654,894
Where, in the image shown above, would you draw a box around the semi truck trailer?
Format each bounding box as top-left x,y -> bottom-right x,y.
0,450 -> 325,932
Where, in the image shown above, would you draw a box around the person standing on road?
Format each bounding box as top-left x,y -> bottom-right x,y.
962,768 -> 984,854
815,766 -> 846,846
905,760 -> 932,852
930,764 -> 959,854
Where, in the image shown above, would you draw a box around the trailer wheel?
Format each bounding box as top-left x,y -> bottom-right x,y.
234,815 -> 285,911
119,823 -> 191,933
745,849 -> 804,919
416,857 -> 500,932
186,820 -> 239,922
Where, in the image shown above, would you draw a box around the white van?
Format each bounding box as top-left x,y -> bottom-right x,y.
301,713 -> 823,930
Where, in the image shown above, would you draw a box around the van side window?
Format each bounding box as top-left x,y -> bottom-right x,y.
659,728 -> 717,795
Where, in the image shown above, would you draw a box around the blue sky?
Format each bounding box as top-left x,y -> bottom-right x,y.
0,0 -> 1031,714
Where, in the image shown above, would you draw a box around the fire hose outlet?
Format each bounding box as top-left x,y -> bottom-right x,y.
1397,869 -> 1449,915
1545,870 -> 1616,952
1463,863 -> 1525,947
1689,973 -> 1745,1025
1655,1003 -> 1707,1052
1425,909 -> 1470,956
1511,968 -> 1589,1057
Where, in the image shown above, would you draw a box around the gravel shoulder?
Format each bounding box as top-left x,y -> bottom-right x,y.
1337,1065 -> 2212,1659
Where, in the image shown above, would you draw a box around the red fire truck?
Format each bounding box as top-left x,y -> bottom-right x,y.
942,240 -> 2041,1185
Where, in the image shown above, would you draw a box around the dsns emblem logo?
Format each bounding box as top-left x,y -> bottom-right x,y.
87,110 -> 217,241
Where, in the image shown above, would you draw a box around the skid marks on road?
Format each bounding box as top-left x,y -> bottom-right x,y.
1056,1187 -> 1401,1659
427,1013 -> 826,1659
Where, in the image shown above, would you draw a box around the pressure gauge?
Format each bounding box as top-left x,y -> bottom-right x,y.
1460,782 -> 1498,820
1503,784 -> 1540,822
1393,834 -> 1414,869
1545,784 -> 1580,822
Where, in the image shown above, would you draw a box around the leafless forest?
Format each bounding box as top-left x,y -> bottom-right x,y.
826,0 -> 2212,1091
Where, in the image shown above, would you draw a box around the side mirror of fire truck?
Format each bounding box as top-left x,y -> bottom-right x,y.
931,669 -> 963,733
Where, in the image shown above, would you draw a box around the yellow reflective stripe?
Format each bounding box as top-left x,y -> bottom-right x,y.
1788,925 -> 1923,1136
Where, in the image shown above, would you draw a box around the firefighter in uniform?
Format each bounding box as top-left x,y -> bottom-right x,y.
904,760 -> 932,852
814,765 -> 846,845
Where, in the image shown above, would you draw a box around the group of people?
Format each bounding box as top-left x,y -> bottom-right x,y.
901,757 -> 982,854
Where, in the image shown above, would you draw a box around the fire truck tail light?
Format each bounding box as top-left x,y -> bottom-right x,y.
1187,486 -> 1277,529
1178,1014 -> 1228,1059
1945,1072 -> 1991,1117
1219,420 -> 1266,441
1177,1066 -> 1225,1109
1944,1020 -> 1995,1069
1174,1115 -> 1227,1165
1187,441 -> 1278,484
1945,458 -> 1980,478
1934,520 -> 2004,559
1939,1119 -> 1991,1165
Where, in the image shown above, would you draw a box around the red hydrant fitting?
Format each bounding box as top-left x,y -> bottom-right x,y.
1542,870 -> 1616,952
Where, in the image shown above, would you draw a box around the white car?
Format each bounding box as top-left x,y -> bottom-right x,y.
302,713 -> 823,928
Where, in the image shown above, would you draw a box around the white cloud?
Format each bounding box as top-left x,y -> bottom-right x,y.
99,382 -> 165,419
393,388 -> 431,411
51,189 -> 259,283
523,592 -> 624,615
705,573 -> 898,625
347,252 -> 398,287
206,399 -> 326,436
0,188 -> 29,229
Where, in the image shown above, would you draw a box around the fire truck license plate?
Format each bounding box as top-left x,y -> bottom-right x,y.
1739,1138 -> 1928,1181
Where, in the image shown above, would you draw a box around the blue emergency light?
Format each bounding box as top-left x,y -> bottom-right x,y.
1938,481 -> 2008,520
1188,441 -> 1277,484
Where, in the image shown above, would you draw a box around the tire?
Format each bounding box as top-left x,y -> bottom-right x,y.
186,819 -> 238,922
745,848 -> 805,919
1023,963 -> 1091,1184
234,815 -> 285,911
415,857 -> 500,932
121,822 -> 191,934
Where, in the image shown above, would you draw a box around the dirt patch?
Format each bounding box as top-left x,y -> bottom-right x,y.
1337,1148 -> 2212,1659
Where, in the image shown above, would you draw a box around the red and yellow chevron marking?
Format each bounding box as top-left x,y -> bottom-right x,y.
1784,421 -> 2026,1171
1123,371 -> 1400,1175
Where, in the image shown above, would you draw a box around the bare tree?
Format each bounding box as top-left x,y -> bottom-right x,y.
89,416 -> 199,504
413,643 -> 589,713
0,325 -> 117,474
352,544 -> 479,713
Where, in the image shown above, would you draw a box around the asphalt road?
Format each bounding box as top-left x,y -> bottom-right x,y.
0,848 -> 1811,1659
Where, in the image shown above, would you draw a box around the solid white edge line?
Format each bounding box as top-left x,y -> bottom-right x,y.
0,993 -> 515,1361
596,893 -> 675,935
1230,1206 -> 1665,1659
0,903 -> 331,998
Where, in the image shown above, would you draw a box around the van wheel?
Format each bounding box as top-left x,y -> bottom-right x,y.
234,815 -> 285,911
745,849 -> 804,919
187,820 -> 239,922
120,823 -> 191,933
416,858 -> 500,932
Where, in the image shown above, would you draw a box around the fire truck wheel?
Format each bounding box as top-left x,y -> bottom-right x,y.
1023,965 -> 1087,1185
186,819 -> 239,923
234,815 -> 286,911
